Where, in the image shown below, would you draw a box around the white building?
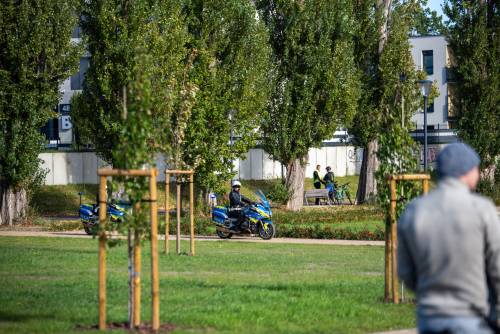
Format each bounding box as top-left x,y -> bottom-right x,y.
42,27 -> 87,148
409,35 -> 458,147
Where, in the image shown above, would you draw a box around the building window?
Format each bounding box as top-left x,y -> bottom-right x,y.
70,57 -> 89,90
71,26 -> 81,38
427,102 -> 434,113
422,50 -> 433,75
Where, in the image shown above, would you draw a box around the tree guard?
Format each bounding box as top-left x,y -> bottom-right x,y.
97,168 -> 160,331
164,170 -> 195,256
385,174 -> 430,304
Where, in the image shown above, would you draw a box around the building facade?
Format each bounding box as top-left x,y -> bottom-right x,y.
41,27 -> 88,148
409,35 -> 458,147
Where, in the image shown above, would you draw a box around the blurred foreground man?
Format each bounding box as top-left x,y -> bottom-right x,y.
398,143 -> 500,334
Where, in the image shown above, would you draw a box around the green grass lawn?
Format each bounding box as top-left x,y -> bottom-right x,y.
0,237 -> 415,334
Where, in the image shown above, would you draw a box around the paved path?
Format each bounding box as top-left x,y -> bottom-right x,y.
0,230 -> 384,246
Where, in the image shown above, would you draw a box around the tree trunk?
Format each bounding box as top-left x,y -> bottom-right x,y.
357,0 -> 391,204
377,0 -> 392,55
285,158 -> 305,211
481,164 -> 496,183
356,140 -> 379,204
0,183 -> 28,226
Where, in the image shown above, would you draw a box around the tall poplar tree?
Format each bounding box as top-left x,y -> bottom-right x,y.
72,0 -> 188,165
178,0 -> 271,197
444,0 -> 500,183
255,0 -> 360,210
0,0 -> 80,225
351,0 -> 425,204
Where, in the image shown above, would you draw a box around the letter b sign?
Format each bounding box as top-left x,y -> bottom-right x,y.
60,115 -> 72,130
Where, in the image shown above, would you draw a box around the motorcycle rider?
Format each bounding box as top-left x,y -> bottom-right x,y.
228,180 -> 254,231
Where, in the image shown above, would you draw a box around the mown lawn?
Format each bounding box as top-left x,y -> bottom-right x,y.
0,236 -> 415,334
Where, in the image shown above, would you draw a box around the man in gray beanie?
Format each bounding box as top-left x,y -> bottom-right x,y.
398,143 -> 500,334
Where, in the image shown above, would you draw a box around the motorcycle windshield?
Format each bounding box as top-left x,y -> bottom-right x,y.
256,190 -> 270,207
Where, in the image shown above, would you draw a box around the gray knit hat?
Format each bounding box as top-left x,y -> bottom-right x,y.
436,143 -> 480,179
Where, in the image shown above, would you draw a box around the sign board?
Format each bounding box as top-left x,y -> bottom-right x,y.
59,104 -> 71,114
60,115 -> 72,130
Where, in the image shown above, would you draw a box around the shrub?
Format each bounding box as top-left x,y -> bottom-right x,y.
266,181 -> 291,205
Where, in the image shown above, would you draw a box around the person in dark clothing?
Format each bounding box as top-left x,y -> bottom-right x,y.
228,180 -> 253,231
323,166 -> 335,186
313,165 -> 322,205
323,166 -> 335,201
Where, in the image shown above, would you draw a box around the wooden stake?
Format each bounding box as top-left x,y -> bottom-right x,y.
98,176 -> 107,330
387,174 -> 431,181
133,228 -> 141,327
176,179 -> 181,255
382,174 -> 431,303
189,174 -> 195,256
422,179 -> 429,194
390,179 -> 399,304
149,169 -> 160,331
384,215 -> 392,302
164,173 -> 170,254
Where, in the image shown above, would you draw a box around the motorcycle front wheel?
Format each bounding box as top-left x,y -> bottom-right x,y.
83,224 -> 95,235
258,223 -> 275,240
216,230 -> 233,239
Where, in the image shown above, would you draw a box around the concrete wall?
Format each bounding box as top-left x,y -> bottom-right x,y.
40,145 -> 362,185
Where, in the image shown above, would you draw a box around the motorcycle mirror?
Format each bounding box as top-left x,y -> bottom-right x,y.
78,192 -> 83,206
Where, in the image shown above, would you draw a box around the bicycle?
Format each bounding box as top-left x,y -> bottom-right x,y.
332,182 -> 353,205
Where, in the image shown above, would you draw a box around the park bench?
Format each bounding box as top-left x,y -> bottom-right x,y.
304,189 -> 332,206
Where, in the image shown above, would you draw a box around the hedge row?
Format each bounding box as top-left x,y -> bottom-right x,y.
160,218 -> 385,241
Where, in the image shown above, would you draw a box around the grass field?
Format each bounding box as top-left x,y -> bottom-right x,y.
0,237 -> 415,333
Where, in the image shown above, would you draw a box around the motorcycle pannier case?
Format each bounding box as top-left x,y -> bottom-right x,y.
212,206 -> 228,224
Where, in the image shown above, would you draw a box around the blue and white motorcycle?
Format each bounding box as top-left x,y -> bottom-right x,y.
212,190 -> 275,240
79,195 -> 127,235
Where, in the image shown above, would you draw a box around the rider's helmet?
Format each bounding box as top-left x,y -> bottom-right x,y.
326,166 -> 331,171
232,180 -> 242,189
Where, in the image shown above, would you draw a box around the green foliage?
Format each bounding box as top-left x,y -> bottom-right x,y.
72,0 -> 188,165
179,0 -> 271,195
351,0 -> 423,146
256,0 -> 360,166
72,0 -> 189,241
0,0 -> 80,190
411,0 -> 445,35
110,51 -> 158,238
348,1 -> 426,211
266,181 -> 291,205
476,160 -> 500,205
444,1 -> 500,171
375,2 -> 423,212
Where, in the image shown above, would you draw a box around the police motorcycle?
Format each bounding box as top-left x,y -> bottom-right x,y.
212,190 -> 275,240
78,192 -> 127,235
